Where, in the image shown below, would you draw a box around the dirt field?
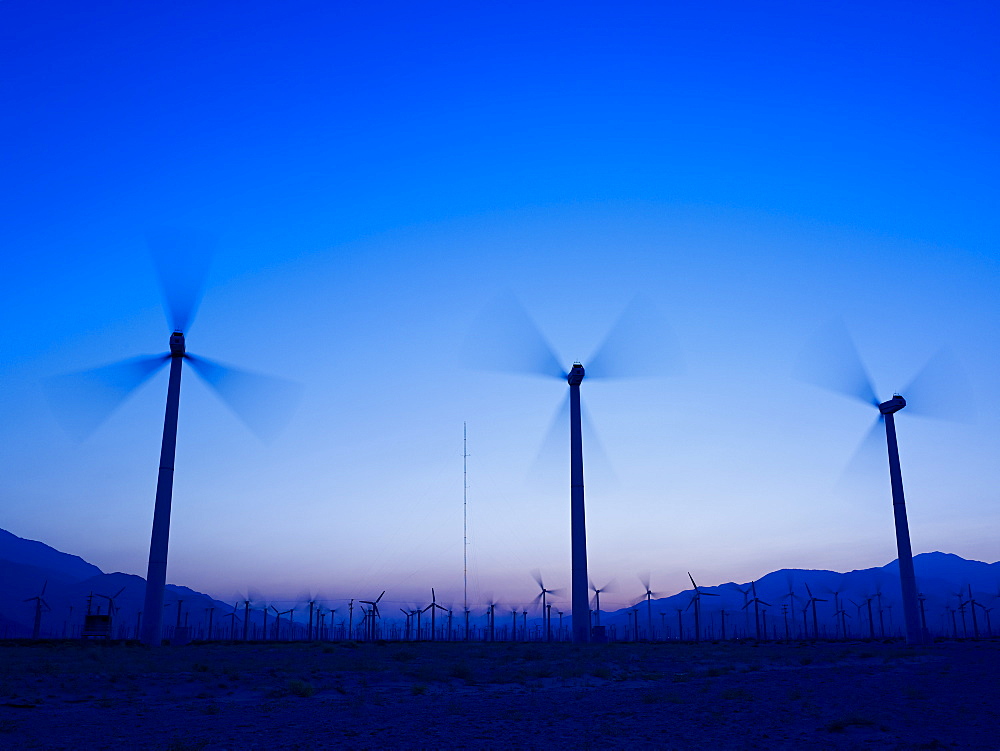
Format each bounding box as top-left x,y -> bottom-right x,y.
0,639 -> 997,749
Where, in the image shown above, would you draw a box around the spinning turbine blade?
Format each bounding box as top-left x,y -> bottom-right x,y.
901,347 -> 974,422
186,355 -> 301,441
836,416 -> 888,494
528,394 -> 570,482
148,228 -> 215,333
45,354 -> 171,439
586,296 -> 682,380
796,319 -> 879,406
462,293 -> 564,379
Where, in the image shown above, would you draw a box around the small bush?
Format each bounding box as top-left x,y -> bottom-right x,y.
825,715 -> 876,733
287,679 -> 315,698
411,683 -> 428,695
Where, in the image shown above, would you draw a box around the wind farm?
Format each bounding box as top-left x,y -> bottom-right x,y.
2,0 -> 999,747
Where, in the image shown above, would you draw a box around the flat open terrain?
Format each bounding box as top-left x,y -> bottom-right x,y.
0,639 -> 997,749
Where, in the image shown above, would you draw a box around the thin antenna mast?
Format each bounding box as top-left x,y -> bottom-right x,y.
463,422 -> 469,639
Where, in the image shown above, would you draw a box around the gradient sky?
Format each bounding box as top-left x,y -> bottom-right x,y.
2,1 -> 998,615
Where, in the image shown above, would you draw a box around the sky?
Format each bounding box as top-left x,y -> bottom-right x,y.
1,1 -> 998,616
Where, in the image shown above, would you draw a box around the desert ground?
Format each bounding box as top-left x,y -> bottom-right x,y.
0,639 -> 997,749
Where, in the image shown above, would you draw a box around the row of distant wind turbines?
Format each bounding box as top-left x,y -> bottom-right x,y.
49,233 -> 967,646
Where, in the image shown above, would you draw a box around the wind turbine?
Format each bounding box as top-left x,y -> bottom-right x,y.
468,295 -> 680,642
589,578 -> 615,628
686,573 -> 719,643
46,231 -> 299,647
360,592 -> 385,641
742,581 -> 770,641
532,572 -> 561,643
638,575 -> 662,642
419,589 -> 445,642
24,581 -> 51,639
803,584 -> 827,640
797,320 -> 968,646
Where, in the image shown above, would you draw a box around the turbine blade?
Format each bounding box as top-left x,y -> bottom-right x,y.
836,415 -> 887,495
147,228 -> 215,333
796,319 -> 879,407
461,293 -> 565,380
185,354 -> 301,441
531,570 -> 545,590
901,347 -> 974,422
582,400 -> 619,487
45,354 -> 171,439
527,395 -> 570,483
586,296 -> 682,380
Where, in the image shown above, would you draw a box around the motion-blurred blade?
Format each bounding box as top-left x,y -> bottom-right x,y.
836,415 -> 887,496
148,228 -> 215,334
531,570 -> 545,590
796,319 -> 879,407
186,354 -> 301,441
901,347 -> 974,422
527,394 -> 569,483
45,354 -> 171,439
461,293 -> 565,379
638,573 -> 650,593
586,296 -> 682,380
582,401 -> 619,487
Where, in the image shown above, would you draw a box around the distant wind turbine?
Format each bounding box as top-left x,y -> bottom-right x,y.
24,581 -> 50,640
686,573 -> 719,642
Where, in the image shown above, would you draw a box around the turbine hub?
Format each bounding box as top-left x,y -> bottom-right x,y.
169,331 -> 186,357
567,362 -> 585,386
878,394 -> 906,414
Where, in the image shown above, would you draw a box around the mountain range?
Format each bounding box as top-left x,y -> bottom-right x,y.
1,527 -> 997,640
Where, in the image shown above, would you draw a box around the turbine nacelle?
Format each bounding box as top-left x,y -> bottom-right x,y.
169,331 -> 186,357
878,394 -> 906,415
567,362 -> 585,386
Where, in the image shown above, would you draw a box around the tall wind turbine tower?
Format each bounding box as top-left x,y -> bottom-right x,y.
47,231 -> 298,647
566,362 -> 588,643
797,320 -> 969,646
464,295 -> 680,643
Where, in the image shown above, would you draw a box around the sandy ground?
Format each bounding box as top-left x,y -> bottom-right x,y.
0,639 -> 997,749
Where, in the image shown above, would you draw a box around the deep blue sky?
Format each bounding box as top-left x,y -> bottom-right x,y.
2,1 -> 998,613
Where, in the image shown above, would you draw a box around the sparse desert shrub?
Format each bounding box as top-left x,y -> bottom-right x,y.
287,679 -> 315,697
411,683 -> 428,695
192,663 -> 210,673
448,662 -> 474,682
391,649 -> 417,663
720,688 -> 753,701
824,715 -> 876,733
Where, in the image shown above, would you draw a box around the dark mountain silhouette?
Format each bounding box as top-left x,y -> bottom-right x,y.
0,528 -> 234,638
0,528 -> 102,582
603,552 -> 1000,640
1,527 -> 997,640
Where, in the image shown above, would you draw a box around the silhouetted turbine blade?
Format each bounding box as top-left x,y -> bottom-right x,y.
148,228 -> 216,333
796,319 -> 879,406
582,401 -> 619,487
901,347 -> 974,422
185,354 -> 301,441
586,296 -> 682,380
45,354 -> 171,439
527,394 -> 570,483
836,416 -> 887,495
531,570 -> 545,590
462,293 -> 565,379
